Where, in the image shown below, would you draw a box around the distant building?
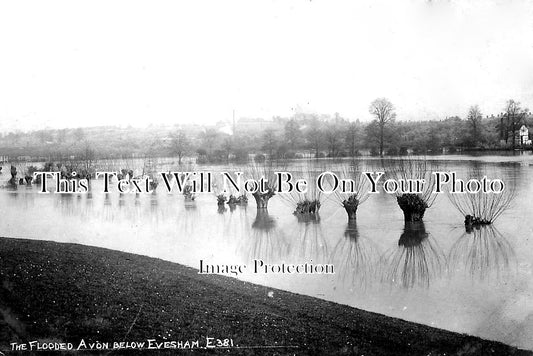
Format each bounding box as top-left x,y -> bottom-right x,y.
236,118 -> 278,133
215,120 -> 233,135
516,125 -> 532,146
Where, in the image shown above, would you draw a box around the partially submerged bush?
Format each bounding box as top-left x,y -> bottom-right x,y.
216,194 -> 227,206
227,194 -> 248,206
212,167 -> 248,208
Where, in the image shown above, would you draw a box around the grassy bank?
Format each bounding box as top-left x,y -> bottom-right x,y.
0,237 -> 530,355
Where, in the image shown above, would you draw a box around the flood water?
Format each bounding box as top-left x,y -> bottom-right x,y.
1,155 -> 532,350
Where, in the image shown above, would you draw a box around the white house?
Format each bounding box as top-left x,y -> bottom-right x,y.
517,125 -> 532,146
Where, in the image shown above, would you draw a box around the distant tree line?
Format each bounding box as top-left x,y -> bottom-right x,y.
0,98 -> 531,163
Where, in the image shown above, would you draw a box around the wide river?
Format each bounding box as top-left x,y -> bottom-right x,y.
1,154 -> 532,350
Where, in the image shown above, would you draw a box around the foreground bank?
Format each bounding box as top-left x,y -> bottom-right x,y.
0,237 -> 530,355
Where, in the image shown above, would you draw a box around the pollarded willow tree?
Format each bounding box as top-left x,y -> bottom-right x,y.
383,158 -> 438,222
369,98 -> 396,157
246,160 -> 282,209
447,168 -> 516,230
211,166 -> 248,208
278,162 -> 326,217
328,161 -> 370,221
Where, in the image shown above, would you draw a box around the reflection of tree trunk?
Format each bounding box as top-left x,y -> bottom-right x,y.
331,221 -> 379,289
383,221 -> 444,289
247,210 -> 289,262
398,221 -> 428,247
252,209 -> 276,232
296,217 -> 327,261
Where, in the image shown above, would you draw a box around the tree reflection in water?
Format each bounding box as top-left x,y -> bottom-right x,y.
382,221 -> 446,289
331,221 -> 380,289
177,198 -> 199,237
54,193 -> 75,217
215,204 -> 249,245
293,214 -> 329,263
448,225 -> 515,281
6,189 -> 36,211
244,209 -> 290,262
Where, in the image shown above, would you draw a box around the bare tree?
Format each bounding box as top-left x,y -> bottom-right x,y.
325,125 -> 342,157
503,100 -> 528,149
262,128 -> 278,159
369,98 -> 396,156
284,119 -> 301,149
170,130 -> 191,164
345,121 -> 360,157
466,105 -> 482,145
305,116 -> 323,158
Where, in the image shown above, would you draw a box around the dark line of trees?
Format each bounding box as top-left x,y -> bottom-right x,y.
0,99 -> 531,163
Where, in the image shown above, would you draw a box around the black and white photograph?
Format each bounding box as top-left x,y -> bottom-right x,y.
1,1 -> 533,355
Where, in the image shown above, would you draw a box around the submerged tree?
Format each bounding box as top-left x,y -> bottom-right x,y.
246,160 -> 280,209
329,161 -> 370,221
383,158 -> 438,222
212,168 -> 248,208
382,222 -> 445,289
278,163 -> 326,216
448,169 -> 516,230
8,165 -> 18,187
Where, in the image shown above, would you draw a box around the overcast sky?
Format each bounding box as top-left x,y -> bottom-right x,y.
0,0 -> 532,132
